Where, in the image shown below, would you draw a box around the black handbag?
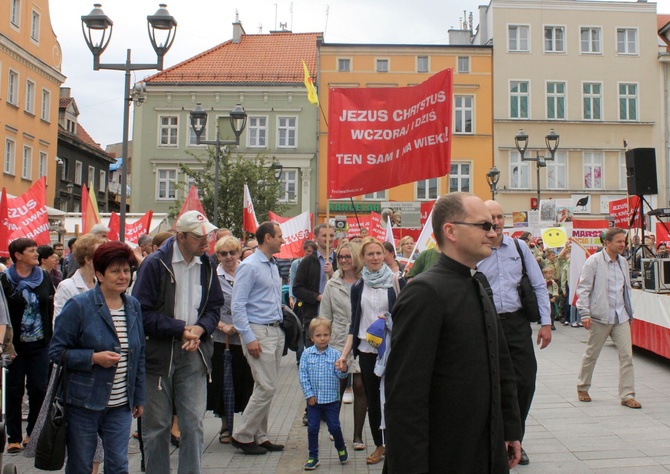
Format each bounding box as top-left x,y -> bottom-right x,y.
513,239 -> 541,323
35,351 -> 68,471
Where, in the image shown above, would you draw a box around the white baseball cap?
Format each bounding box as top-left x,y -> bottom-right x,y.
175,211 -> 217,236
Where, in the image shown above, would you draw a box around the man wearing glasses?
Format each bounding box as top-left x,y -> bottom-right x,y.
385,192 -> 521,473
132,210 -> 224,473
478,200 -> 552,466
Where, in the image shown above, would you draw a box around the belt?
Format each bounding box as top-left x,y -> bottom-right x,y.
257,321 -> 282,327
498,310 -> 522,318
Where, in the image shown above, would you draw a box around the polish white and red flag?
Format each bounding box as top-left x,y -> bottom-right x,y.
243,184 -> 259,235
276,211 -> 312,258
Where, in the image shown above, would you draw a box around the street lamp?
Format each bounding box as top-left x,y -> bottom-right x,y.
514,128 -> 560,209
271,162 -> 284,182
66,183 -> 74,212
189,103 -> 247,226
81,3 -> 177,241
486,166 -> 501,200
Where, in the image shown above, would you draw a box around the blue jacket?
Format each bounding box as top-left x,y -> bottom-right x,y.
49,285 -> 146,411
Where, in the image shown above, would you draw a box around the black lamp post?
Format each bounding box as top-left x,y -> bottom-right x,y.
66,183 -> 74,212
190,103 -> 247,227
81,3 -> 177,241
514,128 -> 560,209
271,162 -> 284,182
486,166 -> 501,200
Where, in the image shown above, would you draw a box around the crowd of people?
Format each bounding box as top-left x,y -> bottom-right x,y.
0,195 -> 646,473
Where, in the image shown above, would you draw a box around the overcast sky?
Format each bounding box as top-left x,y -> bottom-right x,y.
50,0 -> 670,149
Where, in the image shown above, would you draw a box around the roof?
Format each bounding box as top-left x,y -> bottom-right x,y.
658,14 -> 670,50
59,96 -> 79,115
59,123 -> 114,162
145,32 -> 321,84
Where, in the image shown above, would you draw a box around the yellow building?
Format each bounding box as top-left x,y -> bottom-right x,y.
317,40 -> 493,224
1,0 -> 65,204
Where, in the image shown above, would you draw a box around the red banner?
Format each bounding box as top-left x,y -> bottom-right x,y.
327,69 -> 453,198
108,211 -> 154,244
0,178 -> 50,256
609,196 -> 641,229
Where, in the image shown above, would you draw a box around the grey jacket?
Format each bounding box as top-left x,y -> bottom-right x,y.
576,251 -> 634,323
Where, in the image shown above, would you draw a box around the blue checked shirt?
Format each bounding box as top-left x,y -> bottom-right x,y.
299,345 -> 348,404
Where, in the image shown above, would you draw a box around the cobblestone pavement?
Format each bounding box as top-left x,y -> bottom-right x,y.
4,322 -> 670,472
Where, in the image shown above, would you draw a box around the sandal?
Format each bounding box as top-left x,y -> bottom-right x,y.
353,441 -> 366,451
621,398 -> 642,409
219,430 -> 231,444
7,442 -> 22,454
366,446 -> 384,465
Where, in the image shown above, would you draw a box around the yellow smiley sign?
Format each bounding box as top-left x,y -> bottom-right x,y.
542,227 -> 567,248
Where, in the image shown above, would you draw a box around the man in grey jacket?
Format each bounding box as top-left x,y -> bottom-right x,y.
576,227 -> 640,409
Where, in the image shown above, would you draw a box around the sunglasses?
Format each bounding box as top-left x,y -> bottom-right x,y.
218,250 -> 238,257
450,221 -> 498,231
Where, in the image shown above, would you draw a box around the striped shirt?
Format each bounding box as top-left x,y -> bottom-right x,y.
108,307 -> 129,407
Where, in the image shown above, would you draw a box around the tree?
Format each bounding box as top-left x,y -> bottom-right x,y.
170,148 -> 287,237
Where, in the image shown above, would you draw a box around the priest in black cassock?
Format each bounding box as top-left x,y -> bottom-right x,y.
384,192 -> 522,473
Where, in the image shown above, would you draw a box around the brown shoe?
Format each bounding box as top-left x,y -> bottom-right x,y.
578,390 -> 591,402
7,442 -> 22,453
621,397 -> 642,409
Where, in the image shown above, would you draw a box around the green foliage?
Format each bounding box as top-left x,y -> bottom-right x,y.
169,148 -> 287,238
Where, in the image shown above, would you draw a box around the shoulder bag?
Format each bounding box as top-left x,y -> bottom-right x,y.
35,350 -> 68,471
513,239 -> 541,323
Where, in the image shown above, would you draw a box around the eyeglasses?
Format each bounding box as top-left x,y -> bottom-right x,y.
450,221 -> 497,231
218,250 -> 238,257
186,232 -> 208,242
337,254 -> 352,261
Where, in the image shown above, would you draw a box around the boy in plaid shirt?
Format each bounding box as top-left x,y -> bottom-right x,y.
299,317 -> 349,470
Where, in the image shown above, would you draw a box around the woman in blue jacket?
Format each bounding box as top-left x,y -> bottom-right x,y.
50,242 -> 146,474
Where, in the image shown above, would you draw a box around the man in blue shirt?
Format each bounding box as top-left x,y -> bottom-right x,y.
231,221 -> 286,455
478,200 -> 552,466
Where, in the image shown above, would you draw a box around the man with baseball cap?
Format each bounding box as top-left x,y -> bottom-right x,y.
132,210 -> 224,473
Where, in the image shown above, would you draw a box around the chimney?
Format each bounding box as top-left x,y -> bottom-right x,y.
60,87 -> 71,98
448,29 -> 472,45
232,11 -> 245,43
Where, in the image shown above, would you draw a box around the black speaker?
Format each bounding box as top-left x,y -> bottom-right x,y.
626,148 -> 658,196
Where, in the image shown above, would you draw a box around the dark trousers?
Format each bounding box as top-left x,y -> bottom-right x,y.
6,342 -> 49,443
358,352 -> 383,447
499,311 -> 537,442
307,401 -> 345,459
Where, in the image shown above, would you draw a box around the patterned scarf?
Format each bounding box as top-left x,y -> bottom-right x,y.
361,263 -> 394,289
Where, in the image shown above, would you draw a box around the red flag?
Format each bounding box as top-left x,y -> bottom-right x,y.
108,211 -> 154,244
108,212 -> 120,241
175,186 -> 206,226
0,178 -> 50,256
243,184 -> 259,235
81,184 -> 100,234
268,211 -> 290,224
327,69 -> 453,198
276,211 -> 312,258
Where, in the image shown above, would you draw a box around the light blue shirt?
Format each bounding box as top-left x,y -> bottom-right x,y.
604,252 -> 630,324
232,250 -> 283,344
299,345 -> 348,404
478,235 -> 551,325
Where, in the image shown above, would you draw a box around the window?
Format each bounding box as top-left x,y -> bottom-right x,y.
60,157 -> 67,180
22,146 -> 32,179
4,138 -> 16,174
546,152 -> 567,190
509,152 -> 530,189
75,160 -> 82,185
583,152 -> 603,190
617,28 -> 637,55
157,169 -> 177,199
25,80 -> 35,113
544,26 -> 565,52
508,25 -> 529,52
65,118 -> 76,134
417,178 -> 439,200
449,163 -> 470,192
159,116 -> 178,146
99,170 -> 106,193
457,56 -> 469,74
376,59 -> 389,72
583,82 -> 602,120
338,58 -> 350,72
417,56 -> 429,73
546,82 -> 565,119
454,95 -> 473,134
247,116 -> 267,148
187,121 -> 207,146
510,81 -> 529,119
278,169 -> 297,203
31,10 -> 40,42
364,190 -> 387,200
580,27 -> 601,54
41,88 -> 50,121
88,165 -> 95,186
8,70 -> 19,105
38,151 -> 47,178
277,117 -> 297,148
10,0 -> 20,27
619,153 -> 627,190
619,83 -> 637,121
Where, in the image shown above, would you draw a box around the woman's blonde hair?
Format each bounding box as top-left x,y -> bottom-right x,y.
215,235 -> 241,253
359,237 -> 384,269
73,233 -> 105,266
335,241 -> 362,275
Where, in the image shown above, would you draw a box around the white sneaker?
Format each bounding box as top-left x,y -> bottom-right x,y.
342,388 -> 354,404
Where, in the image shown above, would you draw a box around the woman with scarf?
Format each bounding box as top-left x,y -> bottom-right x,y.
336,237 -> 405,465
0,238 -> 54,453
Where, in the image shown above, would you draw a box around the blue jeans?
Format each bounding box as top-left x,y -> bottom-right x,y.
307,401 -> 345,459
143,341 -> 209,474
65,404 -> 132,474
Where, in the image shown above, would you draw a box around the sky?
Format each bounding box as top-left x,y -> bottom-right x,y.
49,0 -> 670,149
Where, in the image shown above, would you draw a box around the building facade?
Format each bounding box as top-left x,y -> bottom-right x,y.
1,0 -> 65,204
